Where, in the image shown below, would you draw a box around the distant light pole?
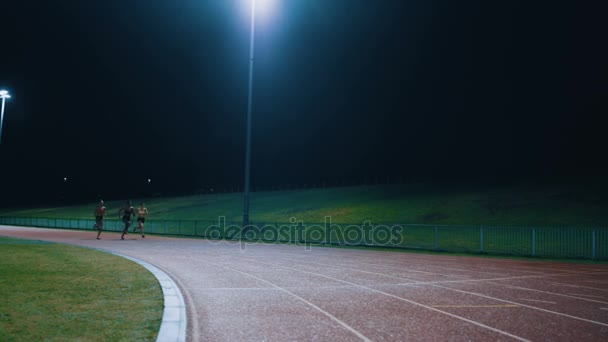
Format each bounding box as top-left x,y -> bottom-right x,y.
242,0 -> 257,227
0,90 -> 11,144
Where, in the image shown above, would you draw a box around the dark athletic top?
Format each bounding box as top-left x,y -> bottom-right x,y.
122,206 -> 134,218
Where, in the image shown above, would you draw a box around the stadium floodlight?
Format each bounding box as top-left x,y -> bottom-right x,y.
242,0 -> 276,227
238,0 -> 277,21
242,0 -> 256,227
0,90 -> 11,144
243,0 -> 273,228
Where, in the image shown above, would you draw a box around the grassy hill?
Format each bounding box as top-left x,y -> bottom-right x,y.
1,184 -> 607,227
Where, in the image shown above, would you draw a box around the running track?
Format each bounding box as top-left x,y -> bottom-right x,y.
2,226 -> 608,341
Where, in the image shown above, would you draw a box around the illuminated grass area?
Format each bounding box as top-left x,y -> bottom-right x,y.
1,184 -> 606,227
0,237 -> 162,341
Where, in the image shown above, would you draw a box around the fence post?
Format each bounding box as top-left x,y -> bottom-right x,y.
592,229 -> 597,259
480,226 -> 484,252
275,223 -> 279,242
532,228 -> 536,257
325,218 -> 332,245
434,226 -> 438,250
298,221 -> 304,243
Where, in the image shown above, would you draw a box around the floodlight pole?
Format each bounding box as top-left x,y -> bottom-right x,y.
0,90 -> 11,144
243,0 -> 256,227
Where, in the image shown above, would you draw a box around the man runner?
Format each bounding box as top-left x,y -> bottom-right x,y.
94,200 -> 106,240
118,200 -> 135,240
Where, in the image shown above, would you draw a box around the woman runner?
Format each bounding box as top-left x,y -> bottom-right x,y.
94,200 -> 106,240
134,202 -> 148,238
118,200 -> 135,240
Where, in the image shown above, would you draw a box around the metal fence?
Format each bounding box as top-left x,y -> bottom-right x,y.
0,216 -> 606,260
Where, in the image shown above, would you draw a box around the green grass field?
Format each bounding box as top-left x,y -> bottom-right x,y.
0,237 -> 162,341
1,183 -> 607,227
1,184 -> 606,259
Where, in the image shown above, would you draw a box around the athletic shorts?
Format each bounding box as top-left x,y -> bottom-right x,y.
95,216 -> 103,230
122,216 -> 131,224
137,217 -> 145,223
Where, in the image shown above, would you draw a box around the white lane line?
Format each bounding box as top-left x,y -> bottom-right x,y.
193,249 -> 531,341
259,254 -> 606,294
549,282 -> 608,292
568,293 -> 605,299
256,254 -> 425,282
600,308 -> 608,311
409,262 -> 548,275
201,285 -> 361,291
263,248 -> 603,275
274,248 -> 555,273
259,250 -> 471,279
292,254 -> 595,282
432,305 -> 519,308
243,259 -> 531,341
432,284 -> 608,328
205,261 -> 373,342
556,283 -> 586,288
272,253 -> 608,306
244,253 -> 608,329
493,284 -> 608,305
517,298 -> 557,304
292,252 -> 512,277
249,248 -> 608,287
265,253 -> 608,307
261,253 -> 559,284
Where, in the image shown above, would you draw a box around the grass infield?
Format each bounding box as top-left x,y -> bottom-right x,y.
0,236 -> 162,341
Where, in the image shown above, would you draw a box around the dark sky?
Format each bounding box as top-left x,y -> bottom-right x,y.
0,0 -> 606,204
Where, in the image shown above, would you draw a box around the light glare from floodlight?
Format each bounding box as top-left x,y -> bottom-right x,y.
240,0 -> 278,22
256,0 -> 277,17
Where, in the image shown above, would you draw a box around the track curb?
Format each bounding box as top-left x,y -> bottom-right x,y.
107,251 -> 187,342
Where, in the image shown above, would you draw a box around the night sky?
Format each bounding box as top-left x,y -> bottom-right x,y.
0,0 -> 606,205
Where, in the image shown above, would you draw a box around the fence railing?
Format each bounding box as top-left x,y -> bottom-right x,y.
0,216 -> 606,260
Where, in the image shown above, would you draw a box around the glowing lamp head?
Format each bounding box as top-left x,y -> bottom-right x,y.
255,0 -> 278,16
0,90 -> 10,99
240,0 -> 279,22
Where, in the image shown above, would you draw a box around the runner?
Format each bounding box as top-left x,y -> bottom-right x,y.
118,200 -> 135,240
134,202 -> 148,238
93,200 -> 106,240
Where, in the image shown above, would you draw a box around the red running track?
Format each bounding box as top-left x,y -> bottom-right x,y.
2,226 -> 608,341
